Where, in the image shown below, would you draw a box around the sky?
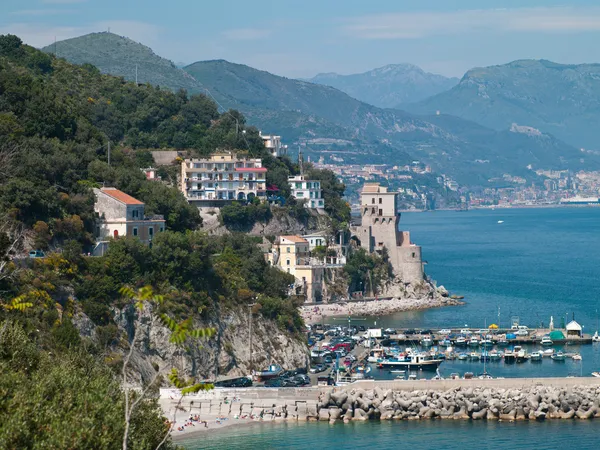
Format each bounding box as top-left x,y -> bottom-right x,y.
3,0 -> 600,78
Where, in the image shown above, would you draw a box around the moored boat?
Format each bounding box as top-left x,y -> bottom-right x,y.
490,350 -> 502,361
530,351 -> 542,362
551,351 -> 566,361
540,336 -> 553,346
593,331 -> 600,343
421,336 -> 433,346
469,337 -> 480,347
504,350 -> 516,363
458,353 -> 468,361
378,352 -> 443,370
469,352 -> 480,361
455,336 -> 467,346
516,348 -> 527,363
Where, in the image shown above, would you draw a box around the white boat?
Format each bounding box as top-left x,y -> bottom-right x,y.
455,336 -> 467,346
468,337 -> 480,347
530,351 -> 542,361
592,372 -> 600,378
540,336 -> 553,346
469,352 -> 480,361
516,348 -> 527,363
572,354 -> 582,361
490,350 -> 502,361
551,351 -> 566,361
592,331 -> 600,343
543,348 -> 554,357
458,353 -> 468,361
367,348 -> 385,363
497,220 -> 504,224
379,352 -> 443,370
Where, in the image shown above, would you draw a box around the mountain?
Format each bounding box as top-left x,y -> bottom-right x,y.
308,64 -> 459,108
184,60 -> 596,184
43,33 -> 599,185
407,59 -> 600,149
42,32 -> 203,93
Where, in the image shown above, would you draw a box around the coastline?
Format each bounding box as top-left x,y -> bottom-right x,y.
300,295 -> 464,324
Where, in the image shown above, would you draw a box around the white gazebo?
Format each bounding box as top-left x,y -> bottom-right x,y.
566,320 -> 582,337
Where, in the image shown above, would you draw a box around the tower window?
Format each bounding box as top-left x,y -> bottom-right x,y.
372,198 -> 375,204
379,198 -> 382,204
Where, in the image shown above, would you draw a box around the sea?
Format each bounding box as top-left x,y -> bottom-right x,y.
182,207 -> 600,449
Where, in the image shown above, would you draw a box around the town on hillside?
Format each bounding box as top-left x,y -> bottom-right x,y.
92,131 -> 428,305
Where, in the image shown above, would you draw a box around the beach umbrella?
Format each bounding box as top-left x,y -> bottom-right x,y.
489,324 -> 499,329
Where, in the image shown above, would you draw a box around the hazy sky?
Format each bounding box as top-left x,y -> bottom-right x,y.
3,0 -> 600,78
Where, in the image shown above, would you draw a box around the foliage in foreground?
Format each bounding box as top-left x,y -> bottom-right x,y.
0,320 -> 175,450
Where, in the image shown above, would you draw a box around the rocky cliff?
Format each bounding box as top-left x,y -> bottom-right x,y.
74,305 -> 309,386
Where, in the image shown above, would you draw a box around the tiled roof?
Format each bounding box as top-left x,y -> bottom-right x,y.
280,235 -> 308,244
100,188 -> 144,205
362,183 -> 381,193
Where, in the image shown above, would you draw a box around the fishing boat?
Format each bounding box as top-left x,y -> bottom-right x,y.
367,348 -> 385,363
469,337 -> 480,347
540,336 -> 553,346
504,350 -> 516,363
458,353 -> 469,361
455,336 -> 467,346
551,351 -> 566,361
530,351 -> 542,362
469,352 -> 480,361
516,348 -> 527,363
378,352 -> 443,370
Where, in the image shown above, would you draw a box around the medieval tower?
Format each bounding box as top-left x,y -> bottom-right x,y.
355,183 -> 424,284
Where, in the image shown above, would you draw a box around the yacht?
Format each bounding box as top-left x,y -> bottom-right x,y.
540,336 -> 553,346
455,336 -> 467,346
551,351 -> 566,361
516,348 -> 527,363
530,351 -> 542,362
469,337 -> 480,347
482,337 -> 494,348
543,348 -> 554,357
572,354 -> 582,361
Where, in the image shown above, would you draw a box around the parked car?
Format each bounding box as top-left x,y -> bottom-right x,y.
405,329 -> 417,335
293,374 -> 311,386
309,364 -> 326,374
438,329 -> 452,335
516,329 -> 529,336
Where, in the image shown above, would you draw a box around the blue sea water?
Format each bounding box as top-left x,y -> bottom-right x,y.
182,208 -> 600,449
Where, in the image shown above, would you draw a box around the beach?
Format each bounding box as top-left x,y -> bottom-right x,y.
300,295 -> 463,324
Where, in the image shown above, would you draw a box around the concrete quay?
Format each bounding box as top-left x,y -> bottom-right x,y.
160,377 -> 600,425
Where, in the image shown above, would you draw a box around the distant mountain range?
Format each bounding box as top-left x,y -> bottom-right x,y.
42,33 -> 600,185
406,59 -> 600,149
308,64 -> 459,108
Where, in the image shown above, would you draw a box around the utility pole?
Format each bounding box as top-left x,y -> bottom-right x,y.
248,302 -> 256,375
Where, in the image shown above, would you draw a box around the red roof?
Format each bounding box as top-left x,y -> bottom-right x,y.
235,167 -> 267,173
100,188 -> 144,205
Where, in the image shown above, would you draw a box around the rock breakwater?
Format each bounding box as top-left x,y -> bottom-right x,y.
317,385 -> 600,422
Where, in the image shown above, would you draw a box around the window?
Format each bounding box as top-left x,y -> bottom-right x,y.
286,259 -> 290,266
160,227 -> 164,232
149,227 -> 153,238
372,198 -> 375,204
297,192 -> 304,198
379,209 -> 383,216
287,247 -> 290,253
287,268 -> 290,273
412,252 -> 416,258
132,209 -> 139,219
379,198 -> 382,204
133,227 -> 138,236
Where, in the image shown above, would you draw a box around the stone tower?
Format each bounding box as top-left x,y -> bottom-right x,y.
355,183 -> 424,284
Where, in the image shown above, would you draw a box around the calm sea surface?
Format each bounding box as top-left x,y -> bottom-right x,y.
183,208 -> 600,449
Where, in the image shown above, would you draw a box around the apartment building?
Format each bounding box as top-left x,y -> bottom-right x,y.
288,175 -> 325,209
180,152 -> 267,206
260,132 -> 288,157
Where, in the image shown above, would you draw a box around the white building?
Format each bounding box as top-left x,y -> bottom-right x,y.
288,175 -> 324,209
260,132 -> 288,158
180,152 -> 267,206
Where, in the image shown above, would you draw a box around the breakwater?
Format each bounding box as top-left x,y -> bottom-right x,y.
161,378 -> 600,430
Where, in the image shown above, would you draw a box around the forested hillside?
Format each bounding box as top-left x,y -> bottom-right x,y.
0,34 -> 309,448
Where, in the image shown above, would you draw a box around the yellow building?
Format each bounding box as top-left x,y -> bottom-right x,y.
267,235 -> 324,303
